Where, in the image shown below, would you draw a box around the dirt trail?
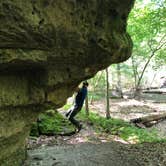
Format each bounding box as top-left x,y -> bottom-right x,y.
90,98 -> 166,121
25,140 -> 166,166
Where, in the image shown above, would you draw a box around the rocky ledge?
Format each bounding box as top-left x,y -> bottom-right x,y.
0,0 -> 134,165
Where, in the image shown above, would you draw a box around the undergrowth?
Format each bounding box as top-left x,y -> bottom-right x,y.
80,111 -> 166,143
63,104 -> 166,143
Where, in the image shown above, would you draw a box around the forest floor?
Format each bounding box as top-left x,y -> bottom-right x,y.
90,97 -> 166,138
25,93 -> 166,166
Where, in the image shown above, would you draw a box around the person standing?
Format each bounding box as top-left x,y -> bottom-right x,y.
66,81 -> 89,131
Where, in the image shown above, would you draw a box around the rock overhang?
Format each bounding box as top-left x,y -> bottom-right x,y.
0,0 -> 135,164
0,0 -> 134,108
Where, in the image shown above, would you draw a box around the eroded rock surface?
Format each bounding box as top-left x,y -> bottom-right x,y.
0,0 -> 134,165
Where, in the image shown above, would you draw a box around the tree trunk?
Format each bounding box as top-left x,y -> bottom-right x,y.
131,55 -> 138,89
90,71 -> 104,104
85,95 -> 89,116
149,72 -> 158,88
130,113 -> 166,127
105,68 -> 111,119
134,52 -> 155,97
134,35 -> 166,97
116,63 -> 123,98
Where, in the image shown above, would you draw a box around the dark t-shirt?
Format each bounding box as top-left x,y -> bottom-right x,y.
75,86 -> 87,107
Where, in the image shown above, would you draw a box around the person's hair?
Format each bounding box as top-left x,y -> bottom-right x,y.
83,81 -> 89,87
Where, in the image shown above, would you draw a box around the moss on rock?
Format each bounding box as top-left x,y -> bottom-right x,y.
30,110 -> 75,137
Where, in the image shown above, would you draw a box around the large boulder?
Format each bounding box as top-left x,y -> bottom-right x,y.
0,0 -> 134,165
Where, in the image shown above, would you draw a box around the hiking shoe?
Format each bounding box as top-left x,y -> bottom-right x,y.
77,124 -> 82,132
65,113 -> 69,118
65,110 -> 72,118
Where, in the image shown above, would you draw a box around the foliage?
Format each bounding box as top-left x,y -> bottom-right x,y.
30,110 -> 75,137
88,70 -> 106,91
110,63 -> 135,89
77,110 -> 166,143
127,0 -> 166,89
88,91 -> 105,101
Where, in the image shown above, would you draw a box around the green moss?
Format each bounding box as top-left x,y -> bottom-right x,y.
30,110 -> 75,136
77,110 -> 166,143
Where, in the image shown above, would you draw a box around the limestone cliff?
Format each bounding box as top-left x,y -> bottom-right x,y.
0,0 -> 134,165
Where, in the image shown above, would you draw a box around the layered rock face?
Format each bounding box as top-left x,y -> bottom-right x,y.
0,0 -> 134,165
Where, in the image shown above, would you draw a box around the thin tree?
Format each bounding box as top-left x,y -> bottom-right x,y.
89,71 -> 104,104
105,68 -> 111,119
131,55 -> 138,89
116,63 -> 123,98
134,34 -> 166,96
85,94 -> 89,116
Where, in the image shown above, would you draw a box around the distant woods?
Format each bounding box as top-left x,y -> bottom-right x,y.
87,0 -> 165,97
85,0 -> 165,117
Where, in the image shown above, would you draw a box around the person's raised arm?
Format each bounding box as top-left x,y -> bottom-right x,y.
75,87 -> 80,93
